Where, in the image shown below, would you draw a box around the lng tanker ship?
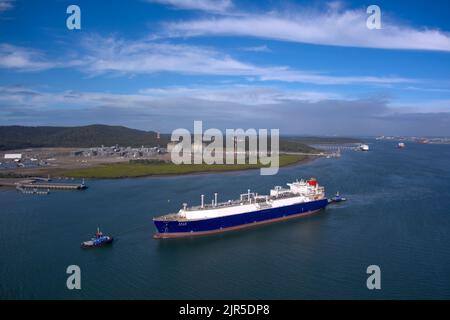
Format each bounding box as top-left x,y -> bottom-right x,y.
153,178 -> 329,238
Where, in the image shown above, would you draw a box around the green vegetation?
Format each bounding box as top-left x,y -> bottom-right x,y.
64,154 -> 309,179
129,159 -> 167,165
0,124 -> 170,150
0,124 -> 359,151
278,139 -> 317,153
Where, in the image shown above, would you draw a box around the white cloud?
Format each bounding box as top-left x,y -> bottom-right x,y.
78,34 -> 414,85
79,35 -> 258,77
241,45 -> 271,52
0,37 -> 413,85
404,86 -> 450,94
2,85 -> 450,136
0,86 -> 159,109
148,0 -> 232,13
390,99 -> 450,113
0,84 -> 342,110
0,44 -> 55,71
139,85 -> 343,104
162,6 -> 450,52
5,84 -> 447,118
0,0 -> 14,12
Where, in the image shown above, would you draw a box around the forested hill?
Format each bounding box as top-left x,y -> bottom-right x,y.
0,125 -> 170,150
0,124 -> 361,151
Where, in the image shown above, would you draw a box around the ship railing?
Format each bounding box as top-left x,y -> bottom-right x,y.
270,192 -> 297,200
257,202 -> 272,209
255,197 -> 268,203
187,199 -> 243,211
184,188 -> 316,212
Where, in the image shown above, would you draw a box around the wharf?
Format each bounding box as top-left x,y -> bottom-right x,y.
0,177 -> 87,191
19,182 -> 86,190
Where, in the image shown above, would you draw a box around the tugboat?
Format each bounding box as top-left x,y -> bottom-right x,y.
81,228 -> 113,248
329,192 -> 347,203
358,144 -> 370,152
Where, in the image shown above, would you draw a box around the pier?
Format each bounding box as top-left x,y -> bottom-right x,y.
18,182 -> 86,190
16,186 -> 50,195
310,144 -> 360,151
282,151 -> 341,158
0,177 -> 87,194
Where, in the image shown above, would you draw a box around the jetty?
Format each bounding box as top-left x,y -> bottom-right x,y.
283,151 -> 341,158
16,185 -> 50,195
310,144 -> 360,152
18,182 -> 86,190
0,177 -> 87,194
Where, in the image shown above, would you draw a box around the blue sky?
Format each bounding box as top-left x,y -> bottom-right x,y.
1,0 -> 450,136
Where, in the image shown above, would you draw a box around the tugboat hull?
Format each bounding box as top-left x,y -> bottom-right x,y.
81,236 -> 114,248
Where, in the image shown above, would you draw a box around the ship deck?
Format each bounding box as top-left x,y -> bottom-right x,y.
153,191 -> 320,222
154,213 -> 189,221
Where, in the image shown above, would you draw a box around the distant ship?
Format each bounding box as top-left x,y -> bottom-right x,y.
153,178 -> 329,238
416,138 -> 429,144
398,142 -> 406,149
358,144 -> 370,152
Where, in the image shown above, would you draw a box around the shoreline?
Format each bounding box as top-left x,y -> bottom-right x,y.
85,155 -> 319,180
61,154 -> 319,180
0,155 -> 320,185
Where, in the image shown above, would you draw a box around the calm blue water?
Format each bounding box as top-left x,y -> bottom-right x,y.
1,141 -> 450,299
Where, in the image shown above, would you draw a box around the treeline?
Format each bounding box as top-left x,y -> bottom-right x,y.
0,125 -> 170,150
0,124 -> 360,151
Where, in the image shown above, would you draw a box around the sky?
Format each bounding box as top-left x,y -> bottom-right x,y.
0,0 -> 450,136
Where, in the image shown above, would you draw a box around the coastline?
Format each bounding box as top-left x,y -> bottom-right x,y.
62,154 -> 317,179
0,155 -> 319,185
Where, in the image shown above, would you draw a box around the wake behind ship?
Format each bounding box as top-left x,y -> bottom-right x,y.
153,178 -> 329,238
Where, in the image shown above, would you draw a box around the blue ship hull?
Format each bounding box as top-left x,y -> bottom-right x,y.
153,198 -> 329,238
